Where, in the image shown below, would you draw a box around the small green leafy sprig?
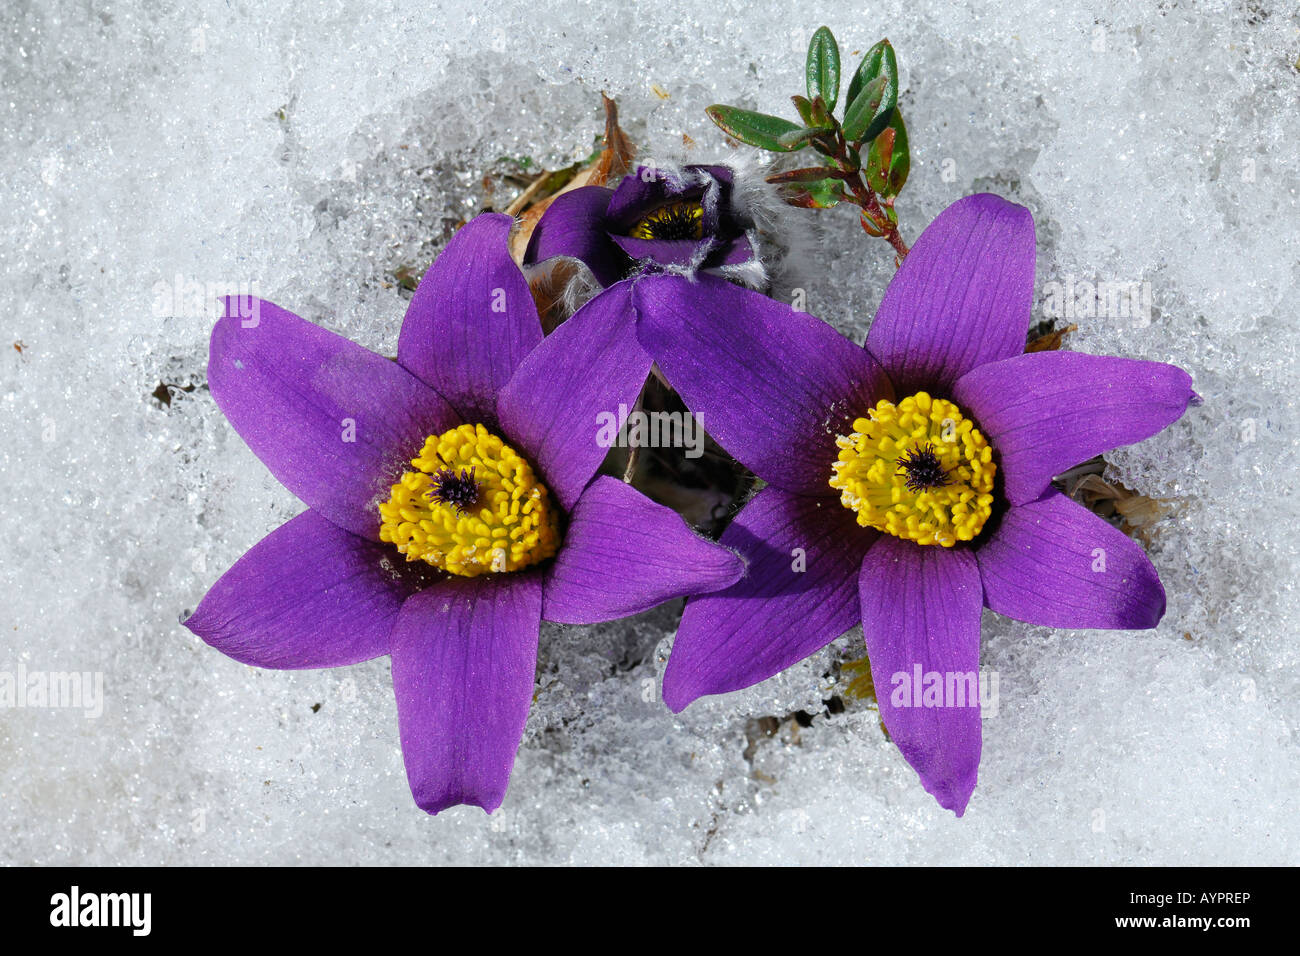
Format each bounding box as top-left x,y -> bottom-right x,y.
707,26 -> 911,260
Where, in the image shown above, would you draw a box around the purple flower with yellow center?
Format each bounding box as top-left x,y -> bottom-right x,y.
524,164 -> 757,287
632,194 -> 1198,815
184,213 -> 743,815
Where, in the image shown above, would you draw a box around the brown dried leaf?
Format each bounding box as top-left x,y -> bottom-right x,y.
588,93 -> 638,185
509,95 -> 637,264
1066,473 -> 1175,543
1026,322 -> 1077,352
526,258 -> 587,336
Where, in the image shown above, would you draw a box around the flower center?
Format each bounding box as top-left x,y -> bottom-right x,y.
630,200 -> 704,241
428,464 -> 481,514
896,442 -> 950,491
829,392 -> 996,548
378,423 -> 562,577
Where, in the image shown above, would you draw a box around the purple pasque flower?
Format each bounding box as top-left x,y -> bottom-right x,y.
632,194 -> 1197,816
184,213 -> 743,815
523,164 -> 758,287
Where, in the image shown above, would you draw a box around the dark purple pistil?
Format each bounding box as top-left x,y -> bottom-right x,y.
897,443 -> 951,492
427,466 -> 480,514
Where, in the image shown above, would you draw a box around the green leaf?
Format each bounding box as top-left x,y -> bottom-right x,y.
843,40 -> 898,143
809,95 -> 833,127
706,105 -> 805,151
864,108 -> 910,197
785,177 -> 846,209
864,129 -> 892,195
842,74 -> 887,142
776,126 -> 832,150
886,110 -> 910,195
766,166 -> 846,184
846,39 -> 889,108
801,177 -> 846,209
860,211 -> 887,236
805,26 -> 841,113
791,95 -> 816,126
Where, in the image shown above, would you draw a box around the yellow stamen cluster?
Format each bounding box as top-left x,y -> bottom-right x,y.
829,392 -> 996,548
378,424 -> 561,577
629,200 -> 704,241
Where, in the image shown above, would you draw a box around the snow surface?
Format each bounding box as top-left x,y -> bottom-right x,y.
2,0 -> 1297,864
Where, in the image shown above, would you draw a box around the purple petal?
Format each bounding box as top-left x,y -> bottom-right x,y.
610,232 -> 755,272
865,193 -> 1036,395
662,486 -> 875,712
608,164 -> 742,235
633,273 -> 892,495
605,167 -> 699,228
977,491 -> 1166,629
952,351 -> 1196,505
611,233 -> 714,267
542,476 -> 743,625
497,281 -> 651,512
523,186 -> 627,287
607,164 -> 736,225
694,164 -> 734,184
208,298 -> 459,540
389,572 -> 542,815
694,164 -> 739,234
398,213 -> 543,423
859,536 -> 984,816
185,510 -> 426,669
710,234 -> 757,267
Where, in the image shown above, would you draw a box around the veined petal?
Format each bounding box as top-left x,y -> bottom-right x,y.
662,486 -> 874,712
523,186 -> 627,287
208,298 -> 459,540
865,193 -> 1036,394
497,281 -> 651,512
542,476 -> 743,625
952,351 -> 1196,505
977,491 -> 1166,629
859,536 -> 984,816
398,213 -> 543,423
633,273 -> 892,495
389,573 -> 542,815
185,510 -> 426,669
